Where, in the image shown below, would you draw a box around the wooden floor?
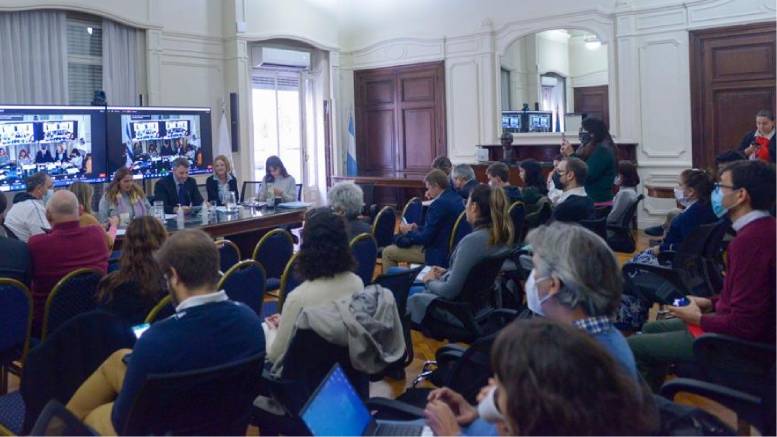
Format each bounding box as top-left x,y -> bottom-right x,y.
4,231 -> 750,435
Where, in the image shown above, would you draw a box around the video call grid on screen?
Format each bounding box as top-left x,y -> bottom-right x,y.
107,106 -> 213,180
0,105 -> 107,192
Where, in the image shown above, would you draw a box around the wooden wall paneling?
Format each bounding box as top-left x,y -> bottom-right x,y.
573,85 -> 610,127
690,22 -> 776,170
356,73 -> 397,175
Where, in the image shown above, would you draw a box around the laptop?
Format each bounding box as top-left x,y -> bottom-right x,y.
300,364 -> 432,436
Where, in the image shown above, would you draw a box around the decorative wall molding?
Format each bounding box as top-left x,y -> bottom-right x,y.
342,38 -> 445,71
446,59 -> 481,163
0,3 -> 160,30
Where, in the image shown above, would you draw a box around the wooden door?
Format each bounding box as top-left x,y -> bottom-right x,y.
354,62 -> 446,176
691,22 -> 776,169
573,85 -> 609,127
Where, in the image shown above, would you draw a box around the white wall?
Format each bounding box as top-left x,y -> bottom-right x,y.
536,31 -> 570,77
569,38 -> 608,87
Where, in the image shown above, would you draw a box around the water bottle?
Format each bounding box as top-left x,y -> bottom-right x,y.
176,205 -> 185,228
200,202 -> 209,225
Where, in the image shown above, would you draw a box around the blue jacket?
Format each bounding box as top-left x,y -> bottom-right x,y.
111,299 -> 265,430
406,189 -> 464,267
661,201 -> 718,251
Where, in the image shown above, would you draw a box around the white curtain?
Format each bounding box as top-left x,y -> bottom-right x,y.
102,18 -> 144,106
0,10 -> 68,104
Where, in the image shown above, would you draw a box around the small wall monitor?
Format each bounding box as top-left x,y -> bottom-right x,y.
106,106 -> 212,180
501,111 -> 523,133
0,105 -> 107,192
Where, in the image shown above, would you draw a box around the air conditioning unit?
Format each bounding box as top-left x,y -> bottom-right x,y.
252,46 -> 311,69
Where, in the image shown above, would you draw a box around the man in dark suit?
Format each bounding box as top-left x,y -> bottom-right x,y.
154,157 -> 204,214
738,109 -> 775,163
552,157 -> 594,223
35,145 -> 54,163
383,169 -> 465,268
452,164 -> 479,201
160,140 -> 174,156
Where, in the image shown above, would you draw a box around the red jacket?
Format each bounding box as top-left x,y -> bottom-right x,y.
701,216 -> 776,343
28,220 -> 109,332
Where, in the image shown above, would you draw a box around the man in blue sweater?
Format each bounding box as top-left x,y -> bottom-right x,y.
383,170 -> 465,269
67,229 -> 265,435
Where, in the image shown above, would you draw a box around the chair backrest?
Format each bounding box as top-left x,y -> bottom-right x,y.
401,197 -> 423,226
252,229 -> 294,280
0,278 -> 33,363
674,221 -> 728,296
42,268 -> 103,340
449,211 -> 472,253
621,263 -> 685,305
356,183 -> 375,216
371,206 -> 396,249
145,295 -> 174,324
120,352 -> 265,436
579,216 -> 607,240
197,183 -> 207,202
31,400 -> 96,436
278,252 -> 303,310
216,260 -> 266,317
693,333 -> 776,395
215,239 -> 242,273
349,233 -> 378,286
107,257 -> 120,274
374,266 -> 423,367
508,201 -> 526,245
445,334 -> 497,404
616,194 -> 644,230
240,180 -> 263,203
458,254 -> 509,312
295,183 -> 302,201
525,196 -> 551,231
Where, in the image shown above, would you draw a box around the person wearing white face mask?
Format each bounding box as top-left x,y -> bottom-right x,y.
4,172 -> 52,242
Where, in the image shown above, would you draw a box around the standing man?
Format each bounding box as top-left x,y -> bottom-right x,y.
154,157 -> 204,214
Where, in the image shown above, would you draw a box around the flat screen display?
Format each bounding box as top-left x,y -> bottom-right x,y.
106,106 -> 212,180
0,105 -> 108,191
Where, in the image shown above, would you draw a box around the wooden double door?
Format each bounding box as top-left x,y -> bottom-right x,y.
354,61 -> 446,176
690,21 -> 776,169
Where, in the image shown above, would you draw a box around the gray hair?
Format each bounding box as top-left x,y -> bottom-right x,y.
47,190 -> 79,217
172,157 -> 190,169
526,222 -> 622,317
452,164 -> 475,182
327,181 -> 364,219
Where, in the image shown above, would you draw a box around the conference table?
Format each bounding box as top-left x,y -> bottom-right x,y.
113,205 -> 308,258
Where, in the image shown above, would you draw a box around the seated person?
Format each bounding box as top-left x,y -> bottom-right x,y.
4,172 -> 52,242
0,193 -> 30,284
485,162 -> 521,203
264,208 -> 364,368
28,191 -> 109,334
205,154 -> 239,206
407,184 -> 513,325
327,181 -> 371,240
99,168 -> 151,223
607,160 -> 640,226
628,160 -> 776,391
452,164 -> 479,201
258,155 -> 297,203
517,159 -> 548,206
738,109 -> 775,163
550,157 -> 594,223
66,229 -> 265,435
96,217 -> 168,325
431,155 -> 452,176
424,319 -> 656,436
70,182 -> 118,249
153,157 -> 204,214
382,170 -> 464,269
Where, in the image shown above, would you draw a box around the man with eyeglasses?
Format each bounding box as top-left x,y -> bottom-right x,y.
628,160 -> 775,391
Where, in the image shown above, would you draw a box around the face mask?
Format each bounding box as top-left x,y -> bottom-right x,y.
525,269 -> 552,316
477,385 -> 505,423
579,131 -> 592,145
673,187 -> 692,208
614,176 -> 622,186
710,186 -> 729,218
43,189 -> 54,205
552,172 -> 564,191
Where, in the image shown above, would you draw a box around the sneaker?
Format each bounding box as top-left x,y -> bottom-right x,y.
644,225 -> 664,236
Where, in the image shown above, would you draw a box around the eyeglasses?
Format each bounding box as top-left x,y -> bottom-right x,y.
714,182 -> 738,191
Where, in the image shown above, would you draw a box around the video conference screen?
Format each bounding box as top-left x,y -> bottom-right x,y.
501,111 -> 523,133
0,105 -> 107,191
106,107 -> 213,179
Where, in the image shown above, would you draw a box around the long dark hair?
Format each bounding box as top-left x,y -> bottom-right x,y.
97,216 -> 168,304
518,159 -> 547,194
492,319 -> 657,435
578,117 -> 617,173
469,184 -> 513,246
298,208 -> 354,280
264,155 -> 289,182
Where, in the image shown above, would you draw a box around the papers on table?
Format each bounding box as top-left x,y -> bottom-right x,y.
278,201 -> 312,208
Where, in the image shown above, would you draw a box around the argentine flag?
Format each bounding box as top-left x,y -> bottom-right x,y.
346,110 -> 358,176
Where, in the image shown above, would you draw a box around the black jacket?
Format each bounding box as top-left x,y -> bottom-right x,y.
738,129 -> 776,163
0,235 -> 30,283
153,174 -> 203,213
456,179 -> 480,201
205,174 -> 239,205
552,194 -> 594,223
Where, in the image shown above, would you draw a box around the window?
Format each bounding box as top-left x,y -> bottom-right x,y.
66,16 -> 102,105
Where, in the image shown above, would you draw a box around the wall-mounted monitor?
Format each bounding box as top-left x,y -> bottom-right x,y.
106,106 -> 212,180
0,105 -> 107,192
501,111 -> 523,133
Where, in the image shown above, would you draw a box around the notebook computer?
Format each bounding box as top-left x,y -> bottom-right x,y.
300,364 -> 432,436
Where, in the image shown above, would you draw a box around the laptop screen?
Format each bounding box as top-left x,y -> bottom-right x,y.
300,364 -> 372,436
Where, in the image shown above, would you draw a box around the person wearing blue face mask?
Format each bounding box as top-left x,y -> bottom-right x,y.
560,117 -> 617,204
629,160 -> 775,391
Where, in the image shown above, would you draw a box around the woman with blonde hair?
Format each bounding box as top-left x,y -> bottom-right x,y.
97,216 -> 168,324
206,154 -> 239,205
99,167 -> 151,223
69,181 -> 117,249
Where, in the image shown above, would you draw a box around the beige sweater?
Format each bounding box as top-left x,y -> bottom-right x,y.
267,271 -> 364,365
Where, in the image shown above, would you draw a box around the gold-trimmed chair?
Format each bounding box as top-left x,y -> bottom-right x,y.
252,229 -> 294,293
41,268 -> 104,340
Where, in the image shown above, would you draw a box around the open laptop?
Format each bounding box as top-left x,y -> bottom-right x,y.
300,364 -> 432,436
